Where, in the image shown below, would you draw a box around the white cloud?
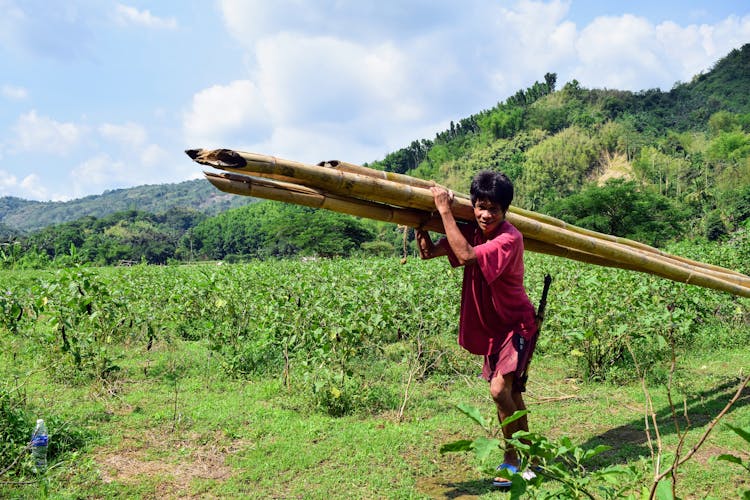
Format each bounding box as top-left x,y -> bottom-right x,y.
482,1 -> 578,93
71,154 -> 118,187
688,14 -> 750,66
0,1 -> 27,52
185,30 -> 458,163
493,0 -> 575,56
65,146 -> 187,200
140,144 -> 168,166
183,80 -> 271,148
572,15 -> 668,89
218,0 -> 489,48
114,3 -> 177,30
0,169 -> 51,200
246,125 -> 388,167
255,34 -> 414,124
12,110 -> 83,155
99,122 -> 147,147
211,0 -> 587,162
19,173 -> 49,200
1,84 -> 28,100
0,170 -> 18,190
69,153 -> 136,198
218,0 -> 378,47
570,13 -> 750,90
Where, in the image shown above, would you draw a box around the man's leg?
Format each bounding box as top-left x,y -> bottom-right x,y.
511,391 -> 529,433
490,372 -> 522,466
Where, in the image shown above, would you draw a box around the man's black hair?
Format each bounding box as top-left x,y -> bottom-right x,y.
470,170 -> 514,211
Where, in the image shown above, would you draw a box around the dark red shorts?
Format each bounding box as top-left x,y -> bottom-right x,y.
481,330 -> 538,392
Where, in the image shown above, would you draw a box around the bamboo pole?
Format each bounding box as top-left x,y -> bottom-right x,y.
191,148 -> 750,291
204,171 -> 444,233
510,205 -> 749,279
205,171 -> 750,290
507,215 -> 750,296
274,154 -> 750,288
319,159 -> 747,280
318,159 -> 450,192
190,149 -> 750,298
189,148 -> 447,214
204,171 -> 648,272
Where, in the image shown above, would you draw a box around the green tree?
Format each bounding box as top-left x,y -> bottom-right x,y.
477,106 -> 525,139
704,209 -> 727,241
545,179 -> 685,246
717,184 -> 750,230
707,131 -> 750,163
708,110 -> 741,135
518,126 -> 599,209
185,202 -> 375,260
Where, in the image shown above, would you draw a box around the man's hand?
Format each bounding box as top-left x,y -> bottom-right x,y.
430,186 -> 455,214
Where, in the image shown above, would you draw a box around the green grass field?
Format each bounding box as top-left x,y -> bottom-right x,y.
1,255 -> 748,499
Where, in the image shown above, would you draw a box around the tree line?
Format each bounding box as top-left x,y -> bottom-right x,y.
1,203 -> 390,268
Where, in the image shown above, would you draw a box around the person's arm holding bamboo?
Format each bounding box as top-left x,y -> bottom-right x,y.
428,186 -> 476,266
415,227 -> 447,259
415,187 -> 459,260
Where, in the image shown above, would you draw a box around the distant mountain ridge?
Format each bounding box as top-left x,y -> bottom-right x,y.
0,178 -> 254,234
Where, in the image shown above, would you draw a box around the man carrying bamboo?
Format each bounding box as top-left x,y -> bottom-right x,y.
415,170 -> 538,488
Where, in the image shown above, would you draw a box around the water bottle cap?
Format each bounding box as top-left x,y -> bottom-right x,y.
37,419 -> 44,425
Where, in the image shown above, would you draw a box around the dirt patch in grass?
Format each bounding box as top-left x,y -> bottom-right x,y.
404,428 -> 496,499
94,428 -> 242,497
416,456 -> 491,499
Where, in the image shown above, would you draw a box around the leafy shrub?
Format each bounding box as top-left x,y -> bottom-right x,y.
0,387 -> 29,475
545,179 -> 685,246
527,248 -> 744,383
0,387 -> 92,478
719,184 -> 750,229
39,266 -> 133,382
441,405 -> 643,499
519,126 -> 600,209
184,202 -> 375,260
360,240 -> 395,257
477,106 -> 526,139
0,289 -> 27,335
704,209 -> 727,240
307,370 -> 400,417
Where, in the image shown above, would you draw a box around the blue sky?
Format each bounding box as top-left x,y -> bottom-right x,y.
1,1 -> 748,202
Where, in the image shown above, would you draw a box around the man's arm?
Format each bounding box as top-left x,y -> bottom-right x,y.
431,187 -> 476,266
415,228 -> 448,259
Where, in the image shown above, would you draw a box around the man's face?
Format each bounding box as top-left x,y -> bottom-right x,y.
473,198 -> 505,236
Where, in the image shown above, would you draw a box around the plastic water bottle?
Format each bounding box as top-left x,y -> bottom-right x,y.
30,419 -> 48,473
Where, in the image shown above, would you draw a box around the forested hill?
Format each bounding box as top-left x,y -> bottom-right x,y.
0,179 -> 254,234
372,44 -> 750,180
368,43 -> 750,244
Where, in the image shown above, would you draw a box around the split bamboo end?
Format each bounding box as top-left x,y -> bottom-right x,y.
186,148 -> 248,169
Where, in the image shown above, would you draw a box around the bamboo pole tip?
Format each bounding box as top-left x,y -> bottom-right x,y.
185,148 -> 203,160
317,160 -> 341,167
186,148 -> 247,169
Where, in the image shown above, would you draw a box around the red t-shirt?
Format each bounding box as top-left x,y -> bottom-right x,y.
439,220 -> 537,355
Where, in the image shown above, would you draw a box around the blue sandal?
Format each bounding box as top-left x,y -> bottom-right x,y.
492,463 -> 518,488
